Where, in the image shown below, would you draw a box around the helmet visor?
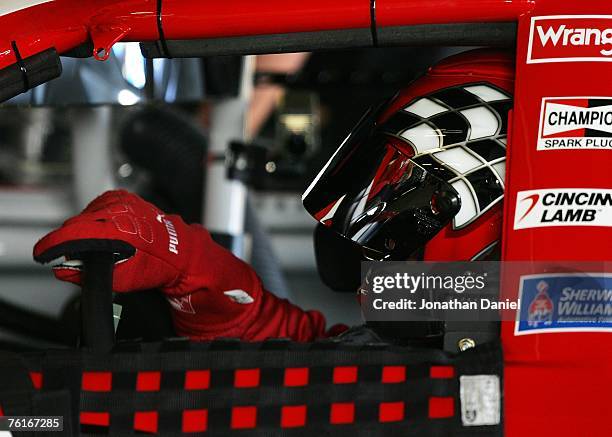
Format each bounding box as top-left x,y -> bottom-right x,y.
302,109 -> 461,260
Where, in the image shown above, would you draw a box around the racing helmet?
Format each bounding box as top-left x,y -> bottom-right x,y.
303,49 -> 514,264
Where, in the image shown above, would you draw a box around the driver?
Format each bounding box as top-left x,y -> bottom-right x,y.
33,49 -> 513,343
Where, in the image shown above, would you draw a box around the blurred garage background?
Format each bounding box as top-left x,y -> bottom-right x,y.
0,44 -> 463,349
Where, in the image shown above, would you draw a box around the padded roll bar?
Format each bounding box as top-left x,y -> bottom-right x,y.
140,22 -> 516,58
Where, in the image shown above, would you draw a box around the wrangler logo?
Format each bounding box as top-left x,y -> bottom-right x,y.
527,16 -> 612,63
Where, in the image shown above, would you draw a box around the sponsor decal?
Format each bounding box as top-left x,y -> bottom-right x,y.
167,295 -> 196,314
156,213 -> 179,254
527,15 -> 612,63
537,97 -> 612,150
223,289 -> 255,304
460,375 -> 500,426
515,274 -> 612,335
514,188 -> 612,230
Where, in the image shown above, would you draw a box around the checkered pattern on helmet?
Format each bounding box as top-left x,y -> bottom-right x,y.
380,83 -> 511,229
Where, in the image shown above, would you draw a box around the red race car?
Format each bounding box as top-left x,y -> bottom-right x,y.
0,1 -> 610,436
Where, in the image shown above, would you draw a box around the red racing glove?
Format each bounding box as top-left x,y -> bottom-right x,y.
33,190 -> 341,341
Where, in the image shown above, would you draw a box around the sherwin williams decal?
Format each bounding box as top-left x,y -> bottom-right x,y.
515,273 -> 612,335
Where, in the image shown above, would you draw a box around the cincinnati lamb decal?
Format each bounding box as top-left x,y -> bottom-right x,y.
514,188 -> 612,230
387,84 -> 511,229
527,15 -> 612,63
516,273 -> 612,335
538,97 -> 612,150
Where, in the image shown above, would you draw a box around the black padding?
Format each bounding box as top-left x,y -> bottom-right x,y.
377,22 -> 517,47
140,23 -> 516,59
140,28 -> 373,58
80,252 -> 116,352
0,47 -> 61,103
34,239 -> 135,264
314,223 -> 363,292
